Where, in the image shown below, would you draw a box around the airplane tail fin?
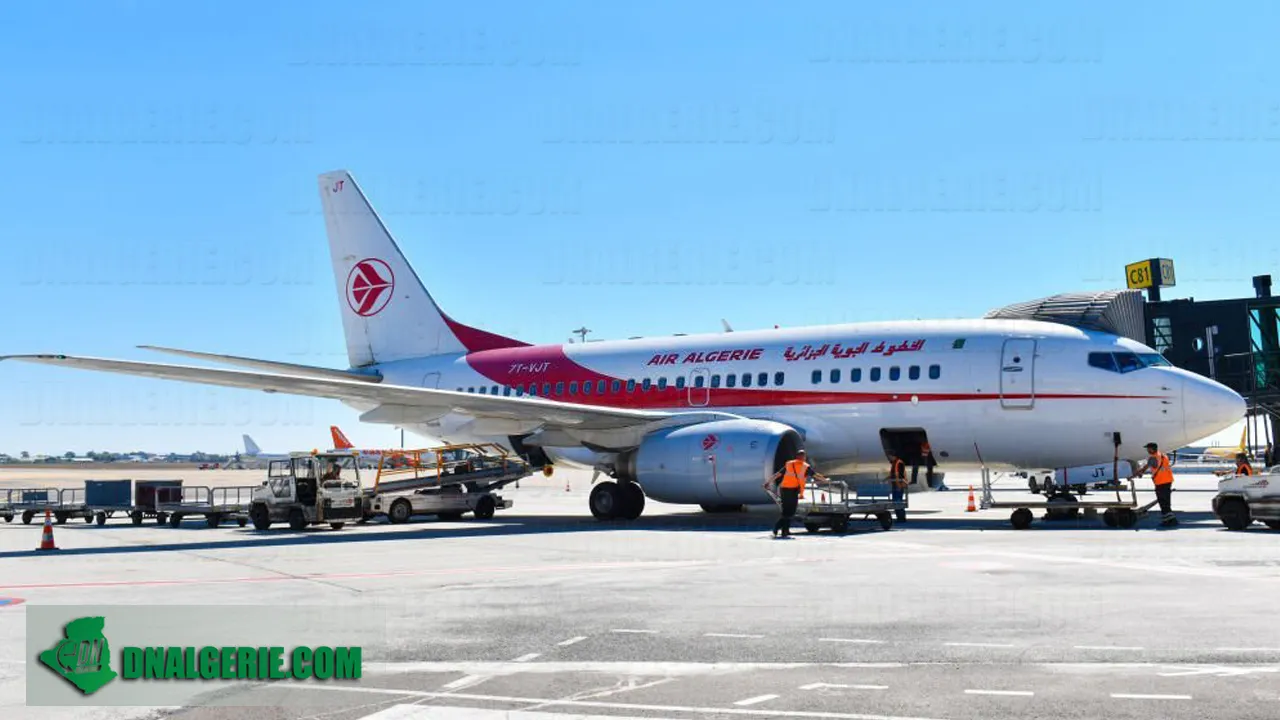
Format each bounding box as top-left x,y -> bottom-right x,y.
243,434 -> 262,456
331,425 -> 353,450
1237,425 -> 1248,451
318,170 -> 528,368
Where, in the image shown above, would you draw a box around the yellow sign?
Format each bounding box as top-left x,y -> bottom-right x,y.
1125,260 -> 1154,289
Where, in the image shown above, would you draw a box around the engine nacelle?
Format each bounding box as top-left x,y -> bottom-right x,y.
616,419 -> 802,505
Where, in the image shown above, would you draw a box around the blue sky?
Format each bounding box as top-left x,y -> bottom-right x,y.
2,1 -> 1278,455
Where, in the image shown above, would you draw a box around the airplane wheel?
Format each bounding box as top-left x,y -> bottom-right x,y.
1010,508 -> 1034,530
250,504 -> 272,530
287,508 -> 307,531
1217,498 -> 1252,531
589,481 -> 621,520
618,483 -> 645,520
473,495 -> 497,520
388,499 -> 412,524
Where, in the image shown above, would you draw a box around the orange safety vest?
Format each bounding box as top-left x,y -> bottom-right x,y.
920,442 -> 931,455
780,459 -> 808,496
1152,452 -> 1174,486
1237,462 -> 1253,476
889,458 -> 906,482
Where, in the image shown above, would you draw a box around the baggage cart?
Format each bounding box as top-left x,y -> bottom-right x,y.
7,487 -> 62,525
156,485 -> 256,528
767,478 -> 901,534
84,479 -> 184,526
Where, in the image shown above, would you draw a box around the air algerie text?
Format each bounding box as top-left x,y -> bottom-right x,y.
647,348 -> 764,366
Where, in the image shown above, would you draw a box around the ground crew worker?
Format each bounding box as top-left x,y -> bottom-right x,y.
888,453 -> 908,522
766,449 -> 825,538
1132,442 -> 1177,526
1234,452 -> 1254,476
911,441 -> 937,490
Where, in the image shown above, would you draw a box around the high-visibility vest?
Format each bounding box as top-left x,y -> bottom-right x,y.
890,458 -> 905,482
1237,462 -> 1253,476
1152,452 -> 1174,485
920,442 -> 931,455
781,459 -> 808,494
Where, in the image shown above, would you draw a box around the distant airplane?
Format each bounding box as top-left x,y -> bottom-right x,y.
4,170 -> 1245,522
241,434 -> 290,462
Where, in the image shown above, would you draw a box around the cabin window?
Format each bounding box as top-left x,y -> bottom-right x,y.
694,375 -> 705,388
870,367 -> 881,382
711,374 -> 721,388
528,383 -> 537,396
456,387 -> 464,392
850,368 -> 861,382
657,377 -> 668,390
758,372 -> 768,387
503,386 -> 512,396
542,383 -> 552,396
929,364 -> 941,379
569,381 -> 578,395
581,380 -> 592,395
1115,352 -> 1142,373
492,385 -> 499,395
830,369 -> 841,383
676,376 -> 686,389
627,379 -> 636,392
515,386 -> 524,396
726,374 -> 737,388
642,378 -> 652,391
467,387 -> 474,393
775,371 -> 785,386
478,387 -> 487,395
742,373 -> 752,388
908,366 -> 920,381
555,382 -> 564,395
889,367 -> 901,381
811,369 -> 822,384
598,380 -> 607,394
612,380 -> 621,393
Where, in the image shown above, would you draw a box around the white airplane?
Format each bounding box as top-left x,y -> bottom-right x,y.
241,434 -> 291,462
2,170 -> 1246,520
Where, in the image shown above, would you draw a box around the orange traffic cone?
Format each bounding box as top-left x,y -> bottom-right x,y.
37,509 -> 59,551
966,486 -> 977,513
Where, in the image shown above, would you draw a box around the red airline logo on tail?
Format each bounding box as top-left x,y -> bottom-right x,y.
346,258 -> 395,317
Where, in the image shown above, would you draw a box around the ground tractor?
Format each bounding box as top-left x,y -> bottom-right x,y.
249,452 -> 365,531
1212,467 -> 1280,531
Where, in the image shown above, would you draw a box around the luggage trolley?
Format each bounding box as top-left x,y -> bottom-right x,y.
83,479 -> 183,526
7,487 -> 62,525
156,485 -> 256,528
795,478 -> 901,534
51,487 -> 94,524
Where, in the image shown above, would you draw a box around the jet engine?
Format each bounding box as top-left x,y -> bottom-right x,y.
613,418 -> 803,506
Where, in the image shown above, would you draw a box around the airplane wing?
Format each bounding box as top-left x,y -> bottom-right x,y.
137,345 -> 383,383
1,355 -> 731,438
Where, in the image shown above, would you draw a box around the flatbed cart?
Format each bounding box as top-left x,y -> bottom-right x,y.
49,487 -> 94,524
6,487 -> 68,524
156,486 -> 256,528
776,479 -> 900,534
978,466 -> 1146,529
362,444 -> 529,524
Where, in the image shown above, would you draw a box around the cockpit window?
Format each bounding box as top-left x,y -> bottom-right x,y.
1088,351 -> 1171,374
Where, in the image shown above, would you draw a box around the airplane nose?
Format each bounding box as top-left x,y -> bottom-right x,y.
1181,374 -> 1246,442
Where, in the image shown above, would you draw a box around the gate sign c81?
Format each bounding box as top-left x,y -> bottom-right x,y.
1125,258 -> 1176,290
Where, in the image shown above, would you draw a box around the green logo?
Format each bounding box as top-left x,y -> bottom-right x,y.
38,616 -> 117,695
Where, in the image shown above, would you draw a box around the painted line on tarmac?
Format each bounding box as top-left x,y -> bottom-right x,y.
512,654 -> 541,663
734,694 -> 779,706
1110,693 -> 1192,700
819,638 -> 885,645
441,675 -> 490,691
1073,645 -> 1144,651
313,686 -> 953,720
801,683 -> 888,691
4,559 -> 710,590
610,629 -> 657,635
555,636 -> 587,647
705,633 -> 765,639
944,642 -> 1015,649
963,689 -> 1034,697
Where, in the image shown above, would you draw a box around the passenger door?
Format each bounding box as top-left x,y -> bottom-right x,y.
999,339 -> 1036,409
687,368 -> 710,407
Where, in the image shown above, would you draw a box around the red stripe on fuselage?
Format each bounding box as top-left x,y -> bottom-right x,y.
461,344 -> 1166,410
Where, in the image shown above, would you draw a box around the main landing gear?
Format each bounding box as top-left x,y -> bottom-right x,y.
589,481 -> 646,521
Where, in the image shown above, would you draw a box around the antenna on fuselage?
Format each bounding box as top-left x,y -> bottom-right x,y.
572,327 -> 591,343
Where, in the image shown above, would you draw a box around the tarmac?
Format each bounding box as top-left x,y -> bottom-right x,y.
2,465 -> 1278,720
